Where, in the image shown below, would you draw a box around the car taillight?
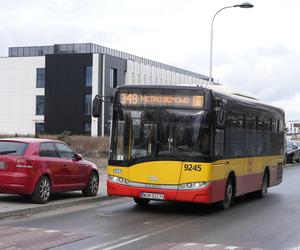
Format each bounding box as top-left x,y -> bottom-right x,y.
16,158 -> 33,169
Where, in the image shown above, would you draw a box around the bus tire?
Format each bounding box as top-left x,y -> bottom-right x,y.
133,197 -> 150,206
220,177 -> 234,210
258,171 -> 269,198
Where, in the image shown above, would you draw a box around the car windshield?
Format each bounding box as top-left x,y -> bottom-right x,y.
0,141 -> 28,156
110,107 -> 210,161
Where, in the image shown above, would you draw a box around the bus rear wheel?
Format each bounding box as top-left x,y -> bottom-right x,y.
258,172 -> 268,198
220,177 -> 234,210
133,197 -> 150,206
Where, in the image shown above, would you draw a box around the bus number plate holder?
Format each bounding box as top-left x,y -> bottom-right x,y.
141,192 -> 164,200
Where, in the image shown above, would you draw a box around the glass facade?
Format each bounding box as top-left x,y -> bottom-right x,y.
109,68 -> 117,88
84,123 -> 91,135
36,68 -> 45,88
36,96 -> 45,115
84,94 -> 92,115
85,66 -> 92,86
35,123 -> 45,134
8,43 -> 209,81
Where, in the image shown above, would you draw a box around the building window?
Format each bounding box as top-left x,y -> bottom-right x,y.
36,68 -> 45,88
109,68 -> 117,88
35,123 -> 44,135
84,123 -> 91,135
84,94 -> 92,115
85,66 -> 92,86
36,96 -> 45,115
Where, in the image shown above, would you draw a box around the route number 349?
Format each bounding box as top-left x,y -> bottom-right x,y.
183,164 -> 201,171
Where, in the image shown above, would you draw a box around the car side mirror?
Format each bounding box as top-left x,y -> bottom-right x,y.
74,153 -> 82,161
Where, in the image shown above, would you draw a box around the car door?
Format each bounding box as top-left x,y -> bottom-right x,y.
54,142 -> 86,189
39,142 -> 64,190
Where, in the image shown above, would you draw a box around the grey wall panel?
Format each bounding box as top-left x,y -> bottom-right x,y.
45,53 -> 92,134
103,55 -> 126,135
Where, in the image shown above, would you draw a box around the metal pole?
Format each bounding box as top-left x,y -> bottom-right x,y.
209,6 -> 234,84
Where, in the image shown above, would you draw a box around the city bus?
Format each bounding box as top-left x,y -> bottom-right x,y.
95,85 -> 284,209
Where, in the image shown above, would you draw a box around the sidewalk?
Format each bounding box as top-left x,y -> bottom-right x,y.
0,172 -> 109,219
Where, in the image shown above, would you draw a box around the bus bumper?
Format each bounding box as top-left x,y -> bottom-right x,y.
107,180 -> 216,204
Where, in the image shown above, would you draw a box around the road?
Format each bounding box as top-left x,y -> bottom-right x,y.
0,165 -> 300,250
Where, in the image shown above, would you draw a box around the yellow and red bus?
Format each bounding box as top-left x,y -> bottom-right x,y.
100,85 -> 284,209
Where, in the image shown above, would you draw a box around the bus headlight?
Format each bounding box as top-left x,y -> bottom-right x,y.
179,181 -> 210,190
108,175 -> 129,185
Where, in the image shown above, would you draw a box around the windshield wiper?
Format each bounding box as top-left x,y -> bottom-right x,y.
0,150 -> 17,155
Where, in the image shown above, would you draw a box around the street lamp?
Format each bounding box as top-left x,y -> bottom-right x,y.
208,2 -> 254,84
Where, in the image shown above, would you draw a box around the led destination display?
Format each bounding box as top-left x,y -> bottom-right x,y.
119,93 -> 204,108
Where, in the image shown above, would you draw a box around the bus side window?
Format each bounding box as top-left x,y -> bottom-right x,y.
215,129 -> 224,156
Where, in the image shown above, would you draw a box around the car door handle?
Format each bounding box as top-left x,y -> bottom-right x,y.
63,164 -> 67,166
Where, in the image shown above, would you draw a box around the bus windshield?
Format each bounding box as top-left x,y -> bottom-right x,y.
110,107 -> 210,162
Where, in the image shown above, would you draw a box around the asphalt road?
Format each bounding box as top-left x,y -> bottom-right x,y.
1,164 -> 300,250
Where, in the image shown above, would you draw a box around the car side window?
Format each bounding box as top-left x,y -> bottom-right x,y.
40,143 -> 58,158
55,143 -> 75,160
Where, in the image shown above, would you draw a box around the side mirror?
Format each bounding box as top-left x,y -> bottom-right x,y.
74,153 -> 82,161
92,95 -> 102,117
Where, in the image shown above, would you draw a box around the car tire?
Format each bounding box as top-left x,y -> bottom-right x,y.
133,197 -> 150,206
31,176 -> 51,204
291,155 -> 294,164
220,177 -> 234,210
82,172 -> 99,197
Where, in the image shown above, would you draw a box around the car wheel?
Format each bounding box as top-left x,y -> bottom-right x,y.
220,177 -> 234,210
31,176 -> 51,204
82,172 -> 99,197
133,197 -> 150,206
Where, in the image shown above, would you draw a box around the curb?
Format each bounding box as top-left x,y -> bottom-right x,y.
0,194 -> 113,219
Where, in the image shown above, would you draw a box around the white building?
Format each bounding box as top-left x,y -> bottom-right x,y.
0,43 -> 210,136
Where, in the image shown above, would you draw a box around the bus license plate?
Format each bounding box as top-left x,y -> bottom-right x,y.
141,192 -> 165,200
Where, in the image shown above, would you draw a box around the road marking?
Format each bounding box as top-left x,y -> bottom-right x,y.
44,230 -> 60,233
184,243 -> 199,246
144,221 -> 153,225
205,244 -> 220,248
86,234 -> 141,250
225,247 -> 239,250
88,221 -> 189,250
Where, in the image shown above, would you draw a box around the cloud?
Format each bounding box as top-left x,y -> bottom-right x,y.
1,0 -> 300,122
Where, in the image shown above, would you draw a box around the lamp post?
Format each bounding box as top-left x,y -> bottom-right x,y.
208,2 -> 254,84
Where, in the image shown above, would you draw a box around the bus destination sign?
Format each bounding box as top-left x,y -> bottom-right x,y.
119,93 -> 204,108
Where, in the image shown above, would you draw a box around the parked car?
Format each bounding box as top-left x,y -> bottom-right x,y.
0,138 -> 99,204
285,141 -> 300,164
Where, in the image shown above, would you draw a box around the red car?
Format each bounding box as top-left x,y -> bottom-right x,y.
0,138 -> 99,204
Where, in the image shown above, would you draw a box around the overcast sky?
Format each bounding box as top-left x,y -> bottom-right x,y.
0,0 -> 298,121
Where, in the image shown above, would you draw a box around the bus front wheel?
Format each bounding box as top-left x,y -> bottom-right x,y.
133,197 -> 150,206
220,177 -> 234,210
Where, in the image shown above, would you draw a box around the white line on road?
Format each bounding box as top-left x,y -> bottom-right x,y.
184,243 -> 199,246
86,234 -> 141,250
87,220 -> 189,250
44,230 -> 60,233
205,244 -> 220,248
225,247 -> 239,250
